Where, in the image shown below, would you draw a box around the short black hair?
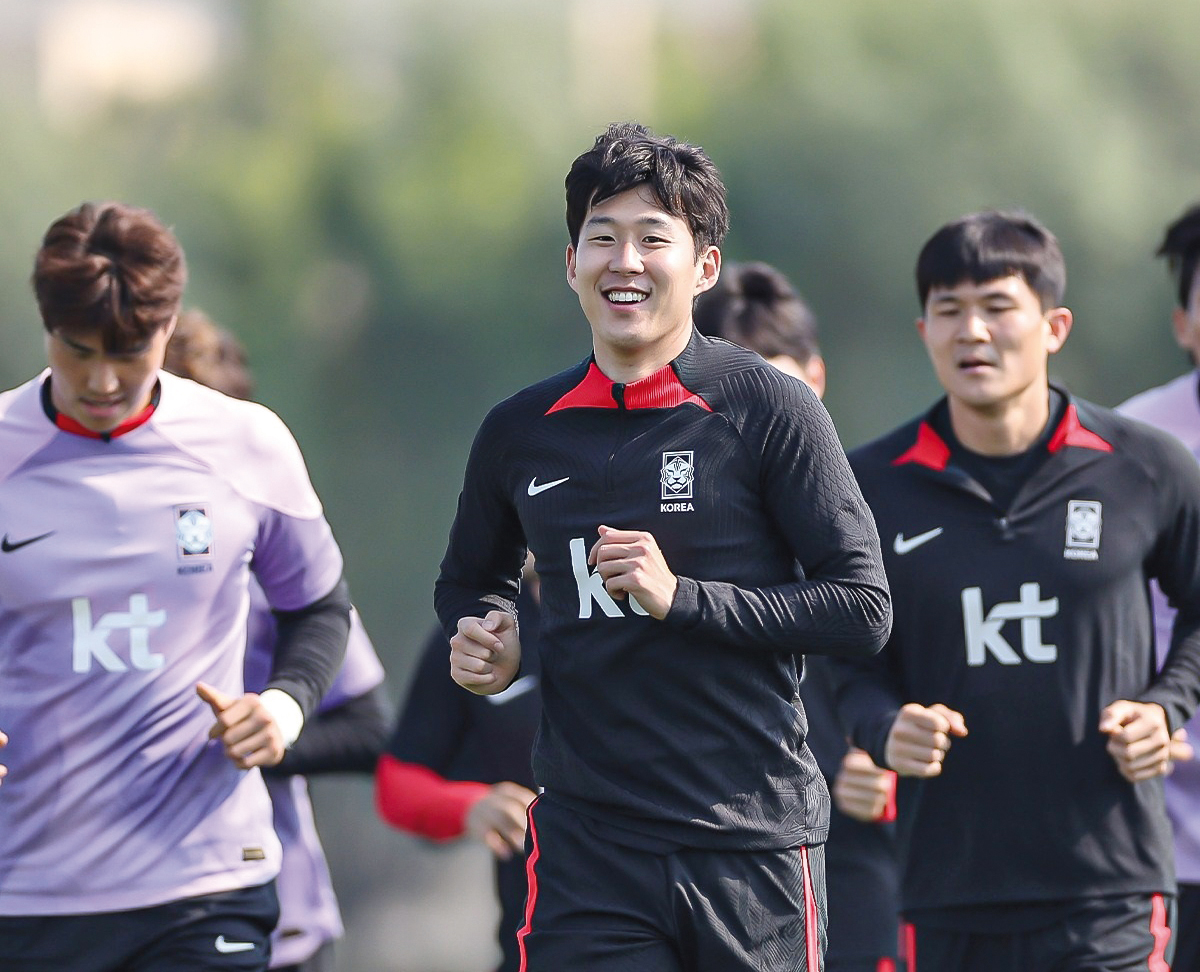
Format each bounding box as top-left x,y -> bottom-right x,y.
692,261 -> 819,364
565,122 -> 729,256
1157,203 -> 1200,310
916,209 -> 1065,310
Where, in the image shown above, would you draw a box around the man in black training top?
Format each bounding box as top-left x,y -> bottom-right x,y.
435,122 -> 892,972
834,209 -> 1200,972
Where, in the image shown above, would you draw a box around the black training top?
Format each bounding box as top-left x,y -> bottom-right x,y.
436,329 -> 891,851
834,389 -> 1200,920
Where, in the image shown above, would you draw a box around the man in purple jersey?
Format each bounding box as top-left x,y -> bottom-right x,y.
1118,201 -> 1200,972
167,309 -> 390,972
0,202 -> 351,972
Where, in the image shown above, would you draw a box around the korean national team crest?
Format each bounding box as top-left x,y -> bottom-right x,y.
1063,500 -> 1101,561
175,505 -> 214,571
660,451 -> 695,512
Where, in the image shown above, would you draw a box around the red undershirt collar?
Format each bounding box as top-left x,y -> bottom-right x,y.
547,361 -> 712,413
41,377 -> 160,442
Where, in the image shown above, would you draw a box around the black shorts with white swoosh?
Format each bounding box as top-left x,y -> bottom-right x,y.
0,882 -> 279,972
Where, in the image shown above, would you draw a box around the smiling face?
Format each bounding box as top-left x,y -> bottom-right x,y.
46,322 -> 174,432
566,186 -> 719,382
918,274 -> 1071,437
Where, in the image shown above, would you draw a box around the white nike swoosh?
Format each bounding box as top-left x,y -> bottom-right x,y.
527,476 -> 569,496
215,936 -> 256,954
893,527 -> 944,555
485,674 -> 539,705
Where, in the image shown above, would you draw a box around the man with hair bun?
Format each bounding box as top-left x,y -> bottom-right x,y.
0,202 -> 351,972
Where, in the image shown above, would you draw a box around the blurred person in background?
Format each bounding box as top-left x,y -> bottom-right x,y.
693,261 -> 904,972
0,201 -> 351,972
375,554 -> 541,972
1117,201 -> 1200,972
833,209 -> 1200,972
166,309 -> 391,972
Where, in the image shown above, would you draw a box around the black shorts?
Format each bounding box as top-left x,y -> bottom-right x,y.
0,882 -> 279,972
1174,884 -> 1200,972
908,894 -> 1174,972
516,796 -> 827,972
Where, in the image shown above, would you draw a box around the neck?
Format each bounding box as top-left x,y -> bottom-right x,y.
592,325 -> 691,385
947,388 -> 1051,456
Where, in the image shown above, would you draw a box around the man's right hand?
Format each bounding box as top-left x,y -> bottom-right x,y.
885,702 -> 968,777
0,729 -> 7,788
466,781 -> 538,860
450,611 -> 521,695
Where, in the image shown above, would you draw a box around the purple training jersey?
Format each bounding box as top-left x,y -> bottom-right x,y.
1118,371 -> 1200,885
244,599 -> 385,968
0,370 -> 345,915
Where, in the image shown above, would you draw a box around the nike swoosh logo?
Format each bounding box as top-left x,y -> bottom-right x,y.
893,527 -> 944,555
527,476 -> 569,496
215,936 -> 256,954
1,531 -> 55,553
485,674 -> 539,705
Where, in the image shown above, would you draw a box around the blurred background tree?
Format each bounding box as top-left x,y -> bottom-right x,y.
1,0 -> 1197,967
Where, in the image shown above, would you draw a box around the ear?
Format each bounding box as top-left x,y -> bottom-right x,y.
803,355 -> 827,400
1173,306 -> 1191,350
565,243 -> 578,293
693,246 -> 721,296
915,316 -> 927,342
1045,306 -> 1073,354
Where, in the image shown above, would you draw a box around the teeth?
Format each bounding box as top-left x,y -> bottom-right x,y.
607,291 -> 646,303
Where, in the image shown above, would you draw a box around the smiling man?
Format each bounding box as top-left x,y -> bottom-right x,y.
0,202 -> 351,972
435,122 -> 891,972
832,209 -> 1200,971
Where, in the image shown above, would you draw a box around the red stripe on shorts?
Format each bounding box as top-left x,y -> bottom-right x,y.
1148,893 -> 1171,972
516,798 -> 541,972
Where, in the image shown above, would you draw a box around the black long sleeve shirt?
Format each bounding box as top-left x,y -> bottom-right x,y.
833,390 -> 1200,920
436,330 -> 890,850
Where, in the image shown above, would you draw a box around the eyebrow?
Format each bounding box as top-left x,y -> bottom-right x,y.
584,213 -> 676,232
58,333 -> 150,355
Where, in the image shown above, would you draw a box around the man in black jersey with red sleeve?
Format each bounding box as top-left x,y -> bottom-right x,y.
435,122 -> 892,972
833,209 -> 1200,972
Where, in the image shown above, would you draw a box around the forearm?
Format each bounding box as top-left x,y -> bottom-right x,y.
667,574 -> 891,659
1142,609 -> 1200,732
269,686 -> 391,777
375,754 -> 490,840
267,576 -> 352,719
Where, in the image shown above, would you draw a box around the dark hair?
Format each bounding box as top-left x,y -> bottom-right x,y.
1158,203 -> 1200,310
915,209 -> 1065,310
565,122 -> 729,255
692,261 -> 819,363
32,201 -> 186,352
164,308 -> 254,400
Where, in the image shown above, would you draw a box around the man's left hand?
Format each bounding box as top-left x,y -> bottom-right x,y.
589,525 -> 677,619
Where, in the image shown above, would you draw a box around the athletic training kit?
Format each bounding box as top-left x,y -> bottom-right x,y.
0,370 -> 348,969
436,330 -> 890,970
835,387 -> 1200,970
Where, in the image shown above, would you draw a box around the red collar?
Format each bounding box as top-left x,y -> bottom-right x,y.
893,403 -> 1112,469
42,378 -> 159,441
547,361 -> 712,413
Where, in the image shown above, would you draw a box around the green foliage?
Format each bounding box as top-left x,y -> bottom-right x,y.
2,0 -> 1199,676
